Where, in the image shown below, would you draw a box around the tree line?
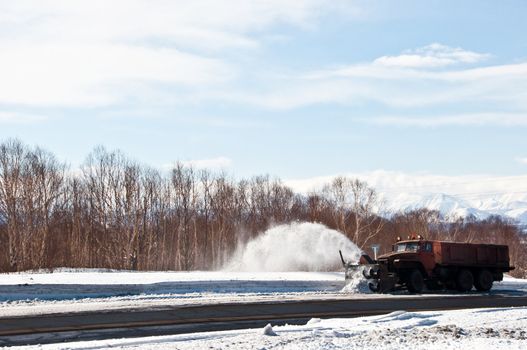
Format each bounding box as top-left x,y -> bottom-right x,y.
0,139 -> 525,277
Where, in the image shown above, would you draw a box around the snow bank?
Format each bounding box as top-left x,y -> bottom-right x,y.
225,222 -> 362,272
0,271 -> 345,303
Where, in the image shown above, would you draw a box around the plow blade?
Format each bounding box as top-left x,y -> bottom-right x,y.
340,251 -> 398,293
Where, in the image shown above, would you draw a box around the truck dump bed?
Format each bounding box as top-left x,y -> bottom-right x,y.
435,241 -> 510,268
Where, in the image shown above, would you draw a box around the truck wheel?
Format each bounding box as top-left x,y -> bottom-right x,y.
474,269 -> 493,291
456,269 -> 474,292
406,269 -> 424,293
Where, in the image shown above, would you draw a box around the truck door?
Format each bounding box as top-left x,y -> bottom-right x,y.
420,242 -> 436,276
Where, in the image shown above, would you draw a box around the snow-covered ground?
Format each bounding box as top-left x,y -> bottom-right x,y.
14,307 -> 527,350
0,270 -> 347,317
1,270 -> 526,318
0,269 -> 346,299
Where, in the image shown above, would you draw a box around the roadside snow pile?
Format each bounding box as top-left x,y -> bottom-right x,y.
225,222 -> 362,272
18,307 -> 527,349
341,268 -> 372,294
263,323 -> 277,336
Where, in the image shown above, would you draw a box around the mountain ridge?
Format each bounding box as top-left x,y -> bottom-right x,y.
286,171 -> 527,224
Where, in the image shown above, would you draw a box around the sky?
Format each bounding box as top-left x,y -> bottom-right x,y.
1,0 -> 527,182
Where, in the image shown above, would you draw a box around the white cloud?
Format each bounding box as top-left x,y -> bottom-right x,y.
361,113 -> 527,127
516,157 -> 527,165
0,43 -> 233,106
0,0 -> 359,108
0,111 -> 49,124
0,1 -> 346,46
373,43 -> 489,68
229,45 -> 527,111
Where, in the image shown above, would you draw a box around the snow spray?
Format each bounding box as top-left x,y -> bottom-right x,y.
224,222 -> 362,272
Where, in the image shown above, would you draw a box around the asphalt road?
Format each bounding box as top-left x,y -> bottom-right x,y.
2,294 -> 527,346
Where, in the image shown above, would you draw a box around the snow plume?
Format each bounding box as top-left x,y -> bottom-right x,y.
224,222 -> 362,272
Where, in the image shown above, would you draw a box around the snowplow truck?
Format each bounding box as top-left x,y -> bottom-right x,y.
341,237 -> 514,293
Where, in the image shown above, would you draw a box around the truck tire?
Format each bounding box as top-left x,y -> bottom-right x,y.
474,269 -> 493,291
456,269 -> 474,292
406,269 -> 424,293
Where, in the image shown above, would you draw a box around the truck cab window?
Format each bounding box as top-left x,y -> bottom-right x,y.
395,242 -> 419,252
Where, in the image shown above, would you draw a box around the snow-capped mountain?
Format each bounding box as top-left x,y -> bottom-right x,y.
384,192 -> 527,223
384,192 -> 490,219
286,171 -> 527,224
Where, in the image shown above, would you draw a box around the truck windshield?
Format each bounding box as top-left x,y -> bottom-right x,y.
395,242 -> 420,252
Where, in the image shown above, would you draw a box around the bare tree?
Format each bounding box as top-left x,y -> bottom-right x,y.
24,147 -> 67,268
196,169 -> 213,269
0,140 -> 25,271
323,177 -> 385,248
171,163 -> 197,270
393,209 -> 443,241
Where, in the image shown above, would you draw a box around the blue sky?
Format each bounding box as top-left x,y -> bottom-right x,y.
1,0 -> 527,179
